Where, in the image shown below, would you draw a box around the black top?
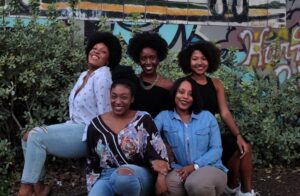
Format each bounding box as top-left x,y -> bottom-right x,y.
132,82 -> 171,118
190,76 -> 219,115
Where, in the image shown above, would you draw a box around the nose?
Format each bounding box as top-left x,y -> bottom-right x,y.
182,92 -> 189,99
115,97 -> 122,104
145,58 -> 151,64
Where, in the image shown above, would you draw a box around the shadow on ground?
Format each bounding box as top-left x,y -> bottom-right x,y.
13,158 -> 300,196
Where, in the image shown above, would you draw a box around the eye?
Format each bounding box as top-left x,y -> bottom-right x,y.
120,95 -> 129,100
177,89 -> 185,94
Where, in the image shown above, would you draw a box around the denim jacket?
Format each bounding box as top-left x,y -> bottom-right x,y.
155,110 -> 228,173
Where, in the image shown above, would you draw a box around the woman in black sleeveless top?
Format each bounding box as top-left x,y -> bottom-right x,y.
127,32 -> 173,118
178,41 -> 258,196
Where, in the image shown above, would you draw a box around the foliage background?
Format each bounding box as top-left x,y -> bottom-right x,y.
1,4 -> 300,195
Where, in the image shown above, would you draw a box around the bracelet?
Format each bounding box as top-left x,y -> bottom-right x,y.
193,164 -> 199,170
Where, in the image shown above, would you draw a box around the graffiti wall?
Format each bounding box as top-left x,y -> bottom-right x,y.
16,0 -> 286,27
78,0 -> 299,84
4,0 -> 300,84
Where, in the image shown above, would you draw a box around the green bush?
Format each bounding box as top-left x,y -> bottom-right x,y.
0,17 -> 85,141
213,50 -> 300,165
0,139 -> 16,196
0,14 -> 86,192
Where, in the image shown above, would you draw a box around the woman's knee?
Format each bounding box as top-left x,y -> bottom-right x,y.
111,167 -> 140,186
26,127 -> 48,143
22,131 -> 30,142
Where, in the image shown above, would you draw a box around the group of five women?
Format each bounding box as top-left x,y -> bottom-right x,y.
18,31 -> 257,196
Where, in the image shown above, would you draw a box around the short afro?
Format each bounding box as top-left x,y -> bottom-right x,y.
127,32 -> 168,64
178,41 -> 221,74
86,32 -> 122,70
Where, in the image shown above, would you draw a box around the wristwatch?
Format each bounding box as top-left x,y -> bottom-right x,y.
193,164 -> 199,170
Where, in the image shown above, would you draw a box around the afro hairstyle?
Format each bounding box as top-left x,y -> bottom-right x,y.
127,32 -> 168,64
111,65 -> 139,96
86,32 -> 122,70
178,41 -> 221,74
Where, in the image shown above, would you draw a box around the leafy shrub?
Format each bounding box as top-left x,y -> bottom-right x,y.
0,139 -> 16,195
0,14 -> 86,193
0,17 -> 85,143
213,50 -> 300,165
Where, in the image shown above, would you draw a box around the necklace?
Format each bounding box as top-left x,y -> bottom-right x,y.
139,74 -> 160,90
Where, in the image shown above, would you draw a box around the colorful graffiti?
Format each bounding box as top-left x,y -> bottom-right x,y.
12,0 -> 287,27
3,0 -> 300,85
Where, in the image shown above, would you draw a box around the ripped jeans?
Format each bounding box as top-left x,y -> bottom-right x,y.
89,164 -> 154,196
21,122 -> 87,184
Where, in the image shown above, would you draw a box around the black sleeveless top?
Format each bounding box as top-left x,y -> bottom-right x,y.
132,82 -> 171,118
190,76 -> 219,115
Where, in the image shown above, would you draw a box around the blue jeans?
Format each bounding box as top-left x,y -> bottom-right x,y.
89,164 -> 154,196
21,122 -> 87,184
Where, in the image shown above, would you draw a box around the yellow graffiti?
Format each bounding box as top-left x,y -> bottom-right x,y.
40,3 -> 272,17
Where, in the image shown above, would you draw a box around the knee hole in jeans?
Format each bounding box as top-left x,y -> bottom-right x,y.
117,167 -> 134,176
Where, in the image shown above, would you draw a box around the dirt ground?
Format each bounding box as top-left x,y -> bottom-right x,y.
13,158 -> 300,196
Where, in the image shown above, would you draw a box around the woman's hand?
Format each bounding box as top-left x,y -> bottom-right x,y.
151,160 -> 170,176
155,173 -> 168,196
176,165 -> 194,182
236,135 -> 250,159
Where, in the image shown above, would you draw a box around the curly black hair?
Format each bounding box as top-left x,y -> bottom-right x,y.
86,32 -> 122,70
127,32 -> 168,64
178,41 -> 221,74
169,77 -> 203,114
111,65 -> 139,96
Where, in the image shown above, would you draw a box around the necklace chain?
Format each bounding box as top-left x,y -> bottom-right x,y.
139,74 -> 160,90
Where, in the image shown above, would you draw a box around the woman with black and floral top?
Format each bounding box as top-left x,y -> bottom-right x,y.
86,66 -> 170,196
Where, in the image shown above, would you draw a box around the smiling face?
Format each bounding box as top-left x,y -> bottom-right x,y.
175,80 -> 193,113
190,50 -> 209,76
110,84 -> 134,116
139,47 -> 160,75
88,43 -> 110,69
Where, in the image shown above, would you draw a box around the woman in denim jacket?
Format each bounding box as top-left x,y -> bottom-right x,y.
155,77 -> 227,196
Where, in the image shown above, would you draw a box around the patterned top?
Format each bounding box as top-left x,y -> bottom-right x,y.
67,66 -> 112,141
86,111 -> 168,190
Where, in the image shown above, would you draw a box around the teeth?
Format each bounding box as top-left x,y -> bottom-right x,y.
180,100 -> 188,105
145,66 -> 152,71
91,55 -> 99,60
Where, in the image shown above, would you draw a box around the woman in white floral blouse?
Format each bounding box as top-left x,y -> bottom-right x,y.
86,66 -> 170,196
18,32 -> 122,196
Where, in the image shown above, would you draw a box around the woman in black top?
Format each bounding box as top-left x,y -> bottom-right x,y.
127,32 -> 173,118
178,41 -> 258,196
86,66 -> 170,196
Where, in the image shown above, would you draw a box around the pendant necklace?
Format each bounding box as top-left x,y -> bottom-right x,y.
139,74 -> 160,90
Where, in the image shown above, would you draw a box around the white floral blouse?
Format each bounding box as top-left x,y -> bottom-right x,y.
68,66 -> 112,141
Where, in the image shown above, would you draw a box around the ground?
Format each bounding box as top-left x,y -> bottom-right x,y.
13,158 -> 300,196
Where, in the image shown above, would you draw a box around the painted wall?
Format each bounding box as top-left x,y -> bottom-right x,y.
5,0 -> 300,85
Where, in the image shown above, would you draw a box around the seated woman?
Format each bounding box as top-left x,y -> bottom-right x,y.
18,32 -> 122,196
127,31 -> 173,118
86,66 -> 170,196
178,41 -> 256,196
155,77 -> 228,196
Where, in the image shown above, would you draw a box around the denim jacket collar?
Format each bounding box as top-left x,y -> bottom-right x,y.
171,109 -> 201,122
